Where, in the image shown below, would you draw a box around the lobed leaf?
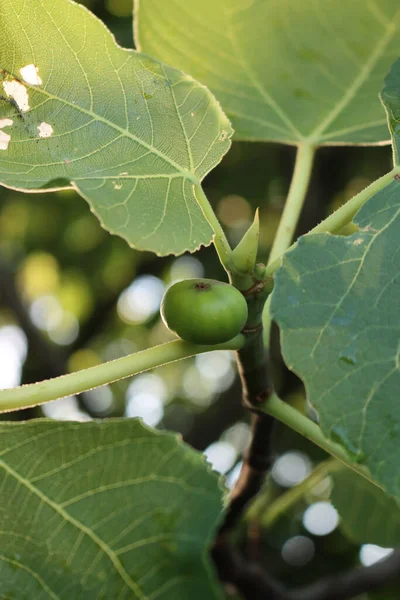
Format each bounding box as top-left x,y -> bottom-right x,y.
136,0 -> 400,145
0,0 -> 233,255
270,175 -> 400,500
0,419 -> 224,599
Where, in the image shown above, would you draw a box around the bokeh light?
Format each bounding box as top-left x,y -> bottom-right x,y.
204,440 -> 237,475
359,544 -> 393,567
182,351 -> 236,406
126,394 -> 163,427
30,295 -> 63,331
195,351 -> 236,392
182,365 -> 216,406
0,325 -> 27,389
223,422 -> 251,454
281,536 -> 315,567
125,373 -> 168,426
18,252 -> 59,298
272,451 -> 313,488
84,385 -> 114,416
303,502 -> 339,536
118,275 -> 165,324
47,311 -> 79,345
217,194 -> 252,227
169,255 -> 204,283
226,460 -> 243,489
42,396 -> 91,421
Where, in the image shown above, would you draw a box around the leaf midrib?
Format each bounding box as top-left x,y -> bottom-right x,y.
224,3 -> 302,140
4,69 -> 199,185
212,0 -> 400,144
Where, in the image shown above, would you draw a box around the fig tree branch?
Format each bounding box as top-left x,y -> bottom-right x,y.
290,549 -> 400,600
213,541 -> 400,600
217,280 -> 274,536
219,412 -> 275,535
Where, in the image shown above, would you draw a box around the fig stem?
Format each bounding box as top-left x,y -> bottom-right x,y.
194,185 -> 236,276
260,394 -> 376,487
264,166 -> 400,280
218,280 -> 273,536
267,142 -> 316,265
0,336 -> 245,413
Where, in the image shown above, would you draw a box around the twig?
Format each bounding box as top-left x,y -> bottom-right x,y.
212,283 -> 282,593
290,549 -> 400,599
219,412 -> 275,534
217,270 -> 275,530
212,541 -> 400,600
212,536 -> 286,600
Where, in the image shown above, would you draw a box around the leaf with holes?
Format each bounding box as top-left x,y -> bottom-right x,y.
0,0 -> 232,256
0,419 -> 224,599
136,0 -> 400,144
270,175 -> 400,500
332,469 -> 400,547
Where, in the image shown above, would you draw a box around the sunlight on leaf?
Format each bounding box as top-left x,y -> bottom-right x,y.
0,0 -> 233,255
137,0 -> 400,144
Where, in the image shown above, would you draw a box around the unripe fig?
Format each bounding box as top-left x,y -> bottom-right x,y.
160,278 -> 248,344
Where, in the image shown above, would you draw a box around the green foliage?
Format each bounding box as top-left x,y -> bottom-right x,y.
136,0 -> 400,144
332,469 -> 400,547
0,419 -> 223,599
1,0 -> 400,596
0,0 -> 232,256
270,176 -> 400,499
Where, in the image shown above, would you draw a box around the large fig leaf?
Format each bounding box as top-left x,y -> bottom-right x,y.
0,419 -> 224,599
136,0 -> 400,145
270,174 -> 400,499
0,0 -> 232,255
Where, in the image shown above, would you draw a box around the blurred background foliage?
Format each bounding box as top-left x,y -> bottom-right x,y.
0,0 -> 396,595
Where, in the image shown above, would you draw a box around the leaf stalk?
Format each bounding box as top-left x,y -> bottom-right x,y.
264,166 -> 400,279
268,142 -> 316,265
260,394 -> 382,490
0,335 -> 245,413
